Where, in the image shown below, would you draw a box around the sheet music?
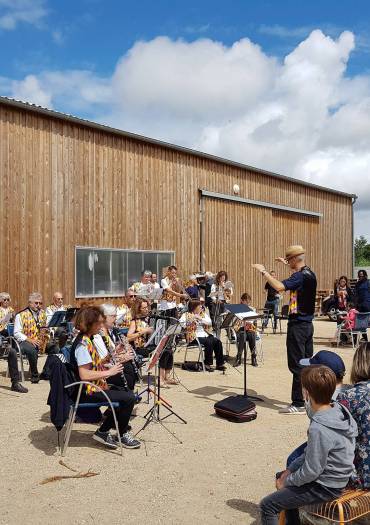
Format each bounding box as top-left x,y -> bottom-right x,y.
235,311 -> 260,320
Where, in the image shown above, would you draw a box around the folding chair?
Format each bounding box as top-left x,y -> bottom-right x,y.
1,334 -> 26,383
261,307 -> 275,334
183,338 -> 206,372
337,312 -> 370,350
61,381 -> 123,457
276,305 -> 289,335
255,331 -> 264,365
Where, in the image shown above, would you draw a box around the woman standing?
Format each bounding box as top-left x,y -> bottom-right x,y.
355,270 -> 370,312
210,271 -> 233,331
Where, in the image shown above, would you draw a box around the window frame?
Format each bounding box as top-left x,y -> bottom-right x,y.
75,246 -> 175,298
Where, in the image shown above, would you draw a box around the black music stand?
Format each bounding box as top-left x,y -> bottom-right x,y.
135,325 -> 187,444
225,304 -> 264,402
48,310 -> 67,328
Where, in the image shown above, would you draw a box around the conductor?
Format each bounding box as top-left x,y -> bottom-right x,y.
252,245 -> 317,414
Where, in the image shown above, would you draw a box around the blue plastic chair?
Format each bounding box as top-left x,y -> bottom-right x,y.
61,382 -> 123,457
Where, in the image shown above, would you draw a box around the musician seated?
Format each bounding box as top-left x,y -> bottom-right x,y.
127,298 -> 154,357
0,292 -> 15,336
180,299 -> 225,372
150,273 -> 160,289
70,306 -> 141,450
116,289 -> 137,329
131,270 -> 153,297
11,292 -> 47,391
45,291 -> 67,325
234,293 -> 258,368
92,304 -> 138,391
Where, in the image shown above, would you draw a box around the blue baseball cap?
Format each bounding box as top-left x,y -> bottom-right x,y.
300,350 -> 345,376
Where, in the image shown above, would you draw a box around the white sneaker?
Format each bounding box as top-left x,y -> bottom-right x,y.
278,405 -> 306,415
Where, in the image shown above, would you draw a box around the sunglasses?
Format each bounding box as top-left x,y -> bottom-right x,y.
34,301 -> 43,305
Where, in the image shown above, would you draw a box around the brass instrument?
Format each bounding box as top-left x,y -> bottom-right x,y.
223,281 -> 234,304
37,326 -> 50,354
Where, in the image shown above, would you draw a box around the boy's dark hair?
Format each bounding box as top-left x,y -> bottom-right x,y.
241,293 -> 251,302
301,365 -> 336,404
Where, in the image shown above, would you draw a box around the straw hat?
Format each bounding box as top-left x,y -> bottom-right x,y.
285,245 -> 305,259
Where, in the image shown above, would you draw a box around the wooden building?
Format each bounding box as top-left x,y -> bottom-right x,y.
0,96 -> 356,310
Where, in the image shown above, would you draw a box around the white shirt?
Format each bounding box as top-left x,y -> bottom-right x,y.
75,336 -> 109,366
45,305 -> 67,325
179,312 -> 212,339
159,277 -> 177,311
14,310 -> 42,343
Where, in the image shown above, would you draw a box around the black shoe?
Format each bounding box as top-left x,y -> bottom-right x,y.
11,382 -> 28,393
31,375 -> 40,384
234,354 -> 242,367
216,365 -> 226,371
115,432 -> 141,449
204,365 -> 214,372
251,357 -> 258,367
93,430 -> 118,449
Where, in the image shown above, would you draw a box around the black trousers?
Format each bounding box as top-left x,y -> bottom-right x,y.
8,341 -> 39,382
286,321 -> 313,406
158,308 -> 177,370
196,335 -> 224,366
108,362 -> 136,391
236,330 -> 256,358
260,482 -> 342,525
80,387 -> 136,435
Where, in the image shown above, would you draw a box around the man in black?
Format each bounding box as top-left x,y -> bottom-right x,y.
253,245 -> 317,414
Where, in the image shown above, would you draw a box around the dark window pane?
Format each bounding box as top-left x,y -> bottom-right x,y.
127,252 -> 143,286
157,253 -> 173,280
94,251 -> 111,295
112,251 -> 126,295
143,253 -> 157,274
76,249 -> 94,296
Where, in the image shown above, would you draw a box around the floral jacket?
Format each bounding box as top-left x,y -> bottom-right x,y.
338,381 -> 370,489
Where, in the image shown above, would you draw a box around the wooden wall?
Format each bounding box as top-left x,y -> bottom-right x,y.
0,103 -> 353,310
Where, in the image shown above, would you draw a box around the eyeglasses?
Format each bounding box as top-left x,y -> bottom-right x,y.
34,301 -> 43,305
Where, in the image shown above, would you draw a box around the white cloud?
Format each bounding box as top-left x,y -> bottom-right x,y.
1,29 -> 370,238
0,0 -> 47,30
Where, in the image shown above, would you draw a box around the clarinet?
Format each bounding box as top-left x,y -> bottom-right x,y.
101,334 -> 129,390
116,331 -> 141,382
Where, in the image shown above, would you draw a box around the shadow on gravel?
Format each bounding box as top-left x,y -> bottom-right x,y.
226,498 -> 260,523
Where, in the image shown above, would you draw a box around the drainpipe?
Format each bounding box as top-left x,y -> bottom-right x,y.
352,195 -> 358,278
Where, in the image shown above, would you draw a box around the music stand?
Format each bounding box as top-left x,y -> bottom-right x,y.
48,310 -> 67,328
135,325 -> 187,443
225,304 -> 264,402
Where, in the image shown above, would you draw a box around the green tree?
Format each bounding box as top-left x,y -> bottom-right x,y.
355,236 -> 370,265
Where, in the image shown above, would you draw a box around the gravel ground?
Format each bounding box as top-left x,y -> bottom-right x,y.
0,320 -> 358,525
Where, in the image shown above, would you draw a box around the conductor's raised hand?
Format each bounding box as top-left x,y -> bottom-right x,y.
252,263 -> 266,273
275,257 -> 288,265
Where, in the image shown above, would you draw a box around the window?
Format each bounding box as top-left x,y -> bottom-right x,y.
75,247 -> 174,297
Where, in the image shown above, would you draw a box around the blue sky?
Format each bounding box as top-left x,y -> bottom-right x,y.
1,0 -> 370,238
2,0 -> 370,79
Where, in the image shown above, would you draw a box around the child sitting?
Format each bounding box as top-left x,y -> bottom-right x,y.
234,293 -> 258,367
332,303 -> 358,345
260,365 -> 357,525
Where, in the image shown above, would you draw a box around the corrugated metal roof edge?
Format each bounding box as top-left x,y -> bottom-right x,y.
0,96 -> 357,200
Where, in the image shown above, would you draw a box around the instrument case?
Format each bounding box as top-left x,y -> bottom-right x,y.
214,395 -> 257,423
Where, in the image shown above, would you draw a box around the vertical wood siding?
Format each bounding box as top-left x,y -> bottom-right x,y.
0,105 -> 353,310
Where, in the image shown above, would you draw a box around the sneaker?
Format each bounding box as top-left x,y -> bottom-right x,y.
31,374 -> 40,384
92,430 -> 118,449
204,365 -> 214,372
116,432 -> 141,449
11,382 -> 28,393
216,365 -> 226,371
278,405 -> 306,415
